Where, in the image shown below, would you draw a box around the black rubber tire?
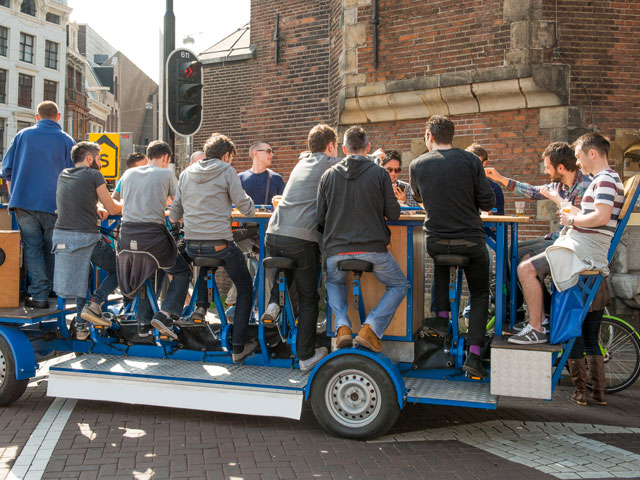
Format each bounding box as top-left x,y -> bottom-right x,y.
310,355 -> 400,440
0,336 -> 29,406
589,317 -> 640,394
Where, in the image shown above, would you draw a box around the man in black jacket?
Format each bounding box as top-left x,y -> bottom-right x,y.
317,126 -> 409,353
410,115 -> 495,378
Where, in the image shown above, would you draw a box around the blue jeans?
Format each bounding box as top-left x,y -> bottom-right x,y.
76,239 -> 119,315
186,240 -> 253,347
326,252 -> 409,339
137,253 -> 191,324
14,208 -> 56,301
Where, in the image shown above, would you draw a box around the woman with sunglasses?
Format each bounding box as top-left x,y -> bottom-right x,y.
381,150 -> 420,208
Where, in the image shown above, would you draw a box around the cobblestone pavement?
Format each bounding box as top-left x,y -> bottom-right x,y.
0,358 -> 639,480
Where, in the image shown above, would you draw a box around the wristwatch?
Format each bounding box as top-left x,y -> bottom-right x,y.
568,216 -> 574,226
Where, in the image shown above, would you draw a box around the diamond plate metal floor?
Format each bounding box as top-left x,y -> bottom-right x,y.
405,377 -> 498,408
49,354 -> 309,389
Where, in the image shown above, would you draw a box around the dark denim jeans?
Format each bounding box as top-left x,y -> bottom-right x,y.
185,240 -> 252,347
569,309 -> 604,358
137,253 -> 191,324
266,234 -> 321,361
14,208 -> 56,301
76,238 -> 119,314
427,239 -> 490,347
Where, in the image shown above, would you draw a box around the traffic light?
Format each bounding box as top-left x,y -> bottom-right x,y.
166,48 -> 203,136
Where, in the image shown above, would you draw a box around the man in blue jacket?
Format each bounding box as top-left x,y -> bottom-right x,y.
1,101 -> 75,308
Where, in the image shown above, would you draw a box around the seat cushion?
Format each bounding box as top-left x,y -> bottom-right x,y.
434,254 -> 470,267
192,257 -> 225,268
338,259 -> 374,272
263,256 -> 297,270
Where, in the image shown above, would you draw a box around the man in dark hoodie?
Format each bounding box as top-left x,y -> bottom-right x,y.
410,115 -> 495,378
317,126 -> 409,353
170,133 -> 257,363
262,124 -> 340,371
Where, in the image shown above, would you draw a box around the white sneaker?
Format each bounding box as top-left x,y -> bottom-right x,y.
261,303 -> 281,326
299,347 -> 328,372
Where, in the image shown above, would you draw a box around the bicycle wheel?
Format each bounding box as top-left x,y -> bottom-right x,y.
594,316 -> 640,393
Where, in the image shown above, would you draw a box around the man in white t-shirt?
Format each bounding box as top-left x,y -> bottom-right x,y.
510,133 -> 624,345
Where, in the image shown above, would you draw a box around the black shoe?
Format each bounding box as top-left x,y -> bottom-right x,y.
462,353 -> 488,379
422,316 -> 449,337
150,312 -> 178,340
232,338 -> 259,363
25,297 -> 50,309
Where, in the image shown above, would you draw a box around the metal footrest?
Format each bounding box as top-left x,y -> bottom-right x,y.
48,354 -> 309,419
405,377 -> 497,409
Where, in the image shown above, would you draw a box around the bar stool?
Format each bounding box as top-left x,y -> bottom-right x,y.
433,254 -> 469,367
337,259 -> 373,324
262,256 -> 297,356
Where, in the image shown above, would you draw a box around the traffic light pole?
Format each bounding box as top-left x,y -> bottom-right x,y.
164,0 -> 175,155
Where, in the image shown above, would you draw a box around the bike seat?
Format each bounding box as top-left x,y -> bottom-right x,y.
192,257 -> 225,268
434,254 -> 470,267
338,259 -> 374,273
263,256 -> 296,270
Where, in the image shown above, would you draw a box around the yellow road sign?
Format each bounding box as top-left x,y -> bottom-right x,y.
88,133 -> 120,179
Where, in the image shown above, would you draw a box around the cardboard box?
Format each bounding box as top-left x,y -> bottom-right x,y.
0,231 -> 20,308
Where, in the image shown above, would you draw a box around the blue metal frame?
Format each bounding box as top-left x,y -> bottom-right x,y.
0,325 -> 37,380
304,348 -> 407,408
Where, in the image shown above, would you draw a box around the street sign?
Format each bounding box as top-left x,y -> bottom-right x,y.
165,48 -> 203,136
88,133 -> 120,179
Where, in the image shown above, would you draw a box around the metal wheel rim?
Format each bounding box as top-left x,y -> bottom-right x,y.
325,369 -> 382,428
0,348 -> 5,387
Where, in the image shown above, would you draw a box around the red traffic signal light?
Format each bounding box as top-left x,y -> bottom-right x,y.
166,49 -> 203,136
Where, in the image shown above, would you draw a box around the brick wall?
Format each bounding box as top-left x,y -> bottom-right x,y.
197,0 -> 334,179
355,0 -> 511,83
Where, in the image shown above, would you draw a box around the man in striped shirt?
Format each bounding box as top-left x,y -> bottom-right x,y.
510,133 -> 624,345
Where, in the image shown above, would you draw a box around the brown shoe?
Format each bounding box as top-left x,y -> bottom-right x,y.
567,358 -> 588,406
354,324 -> 382,353
336,326 -> 353,349
586,355 -> 607,406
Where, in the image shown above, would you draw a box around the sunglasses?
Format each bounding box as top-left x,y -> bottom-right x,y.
256,148 -> 273,154
385,167 -> 401,173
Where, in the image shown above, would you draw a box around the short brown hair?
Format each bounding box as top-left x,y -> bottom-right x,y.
466,144 -> 488,163
146,140 -> 172,160
343,126 -> 368,153
307,124 -> 337,153
127,152 -> 147,168
425,115 -> 455,145
37,101 -> 58,119
575,132 -> 610,158
382,149 -> 402,165
71,141 -> 101,164
204,133 -> 237,160
542,142 -> 577,171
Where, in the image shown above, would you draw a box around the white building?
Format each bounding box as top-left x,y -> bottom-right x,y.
0,0 -> 71,156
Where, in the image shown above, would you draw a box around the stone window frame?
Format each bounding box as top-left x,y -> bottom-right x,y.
0,68 -> 6,103
43,79 -> 56,103
45,40 -> 58,70
0,26 -> 7,57
17,72 -> 33,108
19,32 -> 34,64
20,0 -> 35,17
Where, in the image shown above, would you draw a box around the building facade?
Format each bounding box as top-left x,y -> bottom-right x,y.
199,0 -> 640,312
0,0 -> 70,156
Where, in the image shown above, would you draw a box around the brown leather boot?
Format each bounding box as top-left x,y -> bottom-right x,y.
586,355 -> 607,406
566,358 -> 588,406
354,324 -> 383,352
336,326 -> 353,349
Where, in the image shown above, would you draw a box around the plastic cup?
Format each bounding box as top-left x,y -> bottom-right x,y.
515,201 -> 525,216
561,201 -> 572,214
272,195 -> 282,209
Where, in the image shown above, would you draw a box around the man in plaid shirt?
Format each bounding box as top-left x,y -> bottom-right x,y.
485,142 -> 592,327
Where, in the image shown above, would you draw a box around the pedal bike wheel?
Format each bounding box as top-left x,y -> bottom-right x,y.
594,316 -> 640,393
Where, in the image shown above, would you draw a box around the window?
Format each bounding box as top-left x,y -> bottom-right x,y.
18,73 -> 32,108
0,69 -> 6,103
45,41 -> 58,69
0,118 -> 5,158
0,1 -> 9,8
66,111 -> 73,134
17,120 -> 32,131
20,0 -> 35,16
43,80 -> 56,102
0,27 -> 6,57
46,12 -> 60,24
19,33 -> 34,63
75,69 -> 82,93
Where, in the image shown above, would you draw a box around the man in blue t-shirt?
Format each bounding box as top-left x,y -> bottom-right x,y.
238,142 -> 285,205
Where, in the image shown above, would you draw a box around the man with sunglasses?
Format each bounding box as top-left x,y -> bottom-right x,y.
381,150 -> 419,208
239,142 -> 285,206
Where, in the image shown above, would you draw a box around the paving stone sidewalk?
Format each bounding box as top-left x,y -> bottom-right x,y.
1,369 -> 639,480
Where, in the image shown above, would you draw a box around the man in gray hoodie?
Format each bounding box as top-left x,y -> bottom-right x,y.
317,126 -> 409,353
262,124 -> 340,371
170,133 -> 257,363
